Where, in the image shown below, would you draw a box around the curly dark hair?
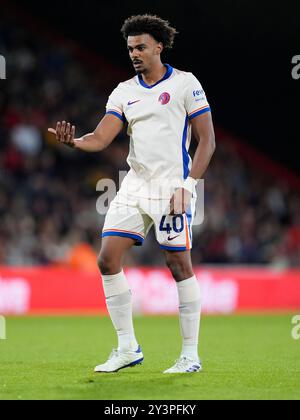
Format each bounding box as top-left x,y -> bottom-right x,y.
121,14 -> 178,50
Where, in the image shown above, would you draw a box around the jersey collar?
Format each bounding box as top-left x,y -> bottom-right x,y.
137,64 -> 173,89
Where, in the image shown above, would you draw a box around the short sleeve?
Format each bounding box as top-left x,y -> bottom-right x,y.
184,74 -> 211,120
106,84 -> 126,123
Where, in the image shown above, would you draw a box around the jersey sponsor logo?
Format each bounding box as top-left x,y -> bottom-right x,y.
158,92 -> 171,105
193,89 -> 205,97
127,100 -> 141,106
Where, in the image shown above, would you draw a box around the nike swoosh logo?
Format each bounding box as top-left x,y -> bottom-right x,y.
127,100 -> 141,106
168,235 -> 180,241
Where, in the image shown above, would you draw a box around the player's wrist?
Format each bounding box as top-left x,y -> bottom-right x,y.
73,138 -> 83,148
183,176 -> 198,194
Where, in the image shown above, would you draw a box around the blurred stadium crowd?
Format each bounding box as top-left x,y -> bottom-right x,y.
1,18 -> 300,269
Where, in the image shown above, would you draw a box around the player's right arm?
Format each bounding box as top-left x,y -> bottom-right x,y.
48,114 -> 124,152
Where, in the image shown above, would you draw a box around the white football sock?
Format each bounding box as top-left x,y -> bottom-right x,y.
176,276 -> 201,360
102,270 -> 139,353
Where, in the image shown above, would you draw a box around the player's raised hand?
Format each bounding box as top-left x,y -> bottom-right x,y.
48,121 -> 76,148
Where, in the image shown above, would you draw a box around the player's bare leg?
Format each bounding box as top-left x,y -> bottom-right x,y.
98,235 -> 135,275
95,236 -> 143,373
163,250 -> 202,373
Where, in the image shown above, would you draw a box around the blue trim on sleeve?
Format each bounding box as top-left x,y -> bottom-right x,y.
102,231 -> 144,244
106,111 -> 126,123
189,107 -> 211,120
182,116 -> 190,180
138,64 -> 173,89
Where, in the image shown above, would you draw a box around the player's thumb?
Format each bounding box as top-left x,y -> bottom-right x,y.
48,128 -> 56,134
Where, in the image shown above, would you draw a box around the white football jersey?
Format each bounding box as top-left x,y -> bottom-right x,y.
106,64 -> 211,198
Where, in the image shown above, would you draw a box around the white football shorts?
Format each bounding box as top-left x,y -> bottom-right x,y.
102,179 -> 196,252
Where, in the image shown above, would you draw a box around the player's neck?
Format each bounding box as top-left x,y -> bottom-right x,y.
141,62 -> 167,86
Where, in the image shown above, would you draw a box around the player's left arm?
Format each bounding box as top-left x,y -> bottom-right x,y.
189,111 -> 216,179
170,112 -> 215,215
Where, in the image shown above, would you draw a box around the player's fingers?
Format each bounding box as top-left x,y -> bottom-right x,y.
56,122 -> 61,140
60,121 -> 66,142
66,122 -> 71,136
174,209 -> 181,215
174,197 -> 184,215
65,123 -> 72,143
48,128 -> 56,135
169,205 -> 175,216
71,125 -> 76,141
169,196 -> 174,215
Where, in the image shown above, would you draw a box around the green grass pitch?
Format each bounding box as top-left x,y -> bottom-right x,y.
0,315 -> 299,400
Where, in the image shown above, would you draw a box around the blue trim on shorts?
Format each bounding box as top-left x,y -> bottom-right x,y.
102,231 -> 144,246
160,244 -> 189,252
186,206 -> 193,243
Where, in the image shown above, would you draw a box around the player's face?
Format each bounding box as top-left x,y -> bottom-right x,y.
127,34 -> 163,74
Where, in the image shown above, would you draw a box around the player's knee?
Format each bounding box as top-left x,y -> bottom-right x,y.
165,253 -> 193,282
98,252 -> 120,275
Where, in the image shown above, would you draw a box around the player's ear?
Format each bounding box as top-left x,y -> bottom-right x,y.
156,42 -> 163,55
